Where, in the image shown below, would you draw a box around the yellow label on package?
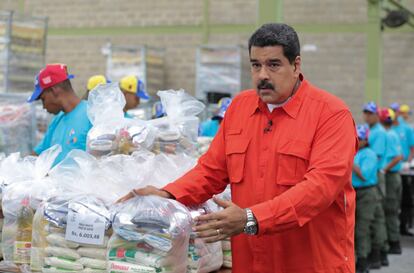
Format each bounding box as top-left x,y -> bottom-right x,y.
14,241 -> 32,264
109,261 -> 156,273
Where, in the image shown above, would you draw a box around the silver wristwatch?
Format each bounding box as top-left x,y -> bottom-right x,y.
244,208 -> 258,235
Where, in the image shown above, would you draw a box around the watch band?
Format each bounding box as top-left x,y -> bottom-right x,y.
244,208 -> 258,235
246,208 -> 255,222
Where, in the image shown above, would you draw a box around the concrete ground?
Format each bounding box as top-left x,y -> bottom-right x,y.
374,233 -> 414,273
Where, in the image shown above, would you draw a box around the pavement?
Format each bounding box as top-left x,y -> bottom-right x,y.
374,232 -> 414,273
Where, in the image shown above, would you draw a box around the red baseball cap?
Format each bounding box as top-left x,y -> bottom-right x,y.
39,63 -> 74,89
28,64 -> 75,102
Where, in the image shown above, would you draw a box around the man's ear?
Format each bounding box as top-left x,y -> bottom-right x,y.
293,56 -> 302,75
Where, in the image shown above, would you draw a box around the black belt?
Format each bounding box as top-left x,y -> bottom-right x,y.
355,185 -> 377,191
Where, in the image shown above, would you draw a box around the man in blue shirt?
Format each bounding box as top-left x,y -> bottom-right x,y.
363,102 -> 387,169
390,103 -> 414,236
362,102 -> 391,267
379,107 -> 404,255
353,124 -> 383,273
28,64 -> 92,165
199,97 -> 232,137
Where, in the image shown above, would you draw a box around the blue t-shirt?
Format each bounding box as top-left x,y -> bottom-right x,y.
199,119 -> 220,137
352,147 -> 378,188
124,112 -> 134,119
398,116 -> 407,126
368,123 -> 387,168
392,122 -> 414,161
382,129 -> 403,172
34,101 -> 92,165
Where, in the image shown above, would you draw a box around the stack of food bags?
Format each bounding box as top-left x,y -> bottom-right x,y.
187,201 -> 223,273
30,148 -> 156,273
0,145 -> 61,272
86,83 -> 156,157
109,195 -> 192,273
30,148 -> 148,273
148,89 -> 205,156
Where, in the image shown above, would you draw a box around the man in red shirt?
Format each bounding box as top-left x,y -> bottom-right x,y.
120,23 -> 358,273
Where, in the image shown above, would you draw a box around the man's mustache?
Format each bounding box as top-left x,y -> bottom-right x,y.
257,80 -> 275,90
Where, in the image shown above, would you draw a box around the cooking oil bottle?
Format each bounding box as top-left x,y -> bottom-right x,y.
13,197 -> 34,264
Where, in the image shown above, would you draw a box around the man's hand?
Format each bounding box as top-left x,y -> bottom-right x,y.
116,186 -> 174,203
194,197 -> 247,243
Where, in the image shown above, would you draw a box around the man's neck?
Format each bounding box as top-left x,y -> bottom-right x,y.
61,94 -> 81,113
270,78 -> 302,105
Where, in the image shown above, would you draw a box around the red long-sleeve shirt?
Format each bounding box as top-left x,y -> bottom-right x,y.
164,77 -> 358,273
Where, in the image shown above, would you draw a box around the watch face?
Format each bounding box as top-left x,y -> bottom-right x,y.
245,222 -> 257,235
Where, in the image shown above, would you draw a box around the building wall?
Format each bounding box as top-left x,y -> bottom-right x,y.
382,32 -> 414,108
1,0 -> 413,121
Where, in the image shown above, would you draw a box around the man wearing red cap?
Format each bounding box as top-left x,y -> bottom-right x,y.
28,64 -> 92,164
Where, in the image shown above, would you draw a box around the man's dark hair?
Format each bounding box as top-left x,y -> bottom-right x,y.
248,23 -> 300,64
54,79 -> 73,91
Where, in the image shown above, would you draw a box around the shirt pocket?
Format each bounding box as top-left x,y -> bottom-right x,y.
276,139 -> 311,185
225,136 -> 250,183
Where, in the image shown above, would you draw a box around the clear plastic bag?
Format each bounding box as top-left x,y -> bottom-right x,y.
87,83 -> 156,157
187,201 -> 223,273
109,195 -> 192,273
30,195 -> 112,273
49,149 -> 152,205
196,137 -> 213,157
140,152 -> 197,189
0,145 -> 61,271
149,90 -> 205,156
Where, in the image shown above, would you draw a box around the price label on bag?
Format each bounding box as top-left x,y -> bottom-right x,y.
65,207 -> 106,245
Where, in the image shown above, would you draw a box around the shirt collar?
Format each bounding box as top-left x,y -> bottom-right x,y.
249,74 -> 307,119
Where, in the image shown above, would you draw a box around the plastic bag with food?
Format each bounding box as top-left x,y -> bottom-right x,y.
109,195 -> 192,273
30,194 -> 112,273
30,148 -> 157,272
0,145 -> 61,271
87,83 -> 156,157
149,89 -> 205,156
